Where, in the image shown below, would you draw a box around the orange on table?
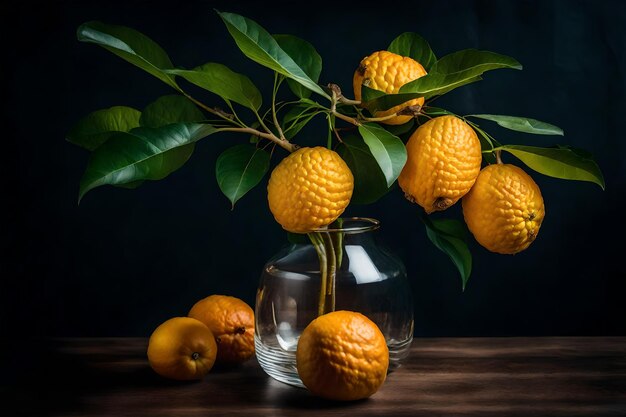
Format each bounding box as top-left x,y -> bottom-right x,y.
296,310 -> 389,401
147,317 -> 217,380
188,294 -> 255,364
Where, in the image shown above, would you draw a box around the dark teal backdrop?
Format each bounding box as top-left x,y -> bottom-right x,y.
2,0 -> 625,337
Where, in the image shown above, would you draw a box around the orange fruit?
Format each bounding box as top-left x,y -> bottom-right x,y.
462,163 -> 545,254
267,147 -> 354,233
398,115 -> 482,213
147,317 -> 217,380
188,295 -> 255,364
353,50 -> 427,125
296,311 -> 389,401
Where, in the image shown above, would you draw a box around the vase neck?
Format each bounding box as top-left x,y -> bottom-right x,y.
306,218 -> 380,316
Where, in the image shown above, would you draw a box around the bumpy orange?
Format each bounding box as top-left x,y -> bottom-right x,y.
188,295 -> 255,364
147,317 -> 217,380
267,147 -> 354,233
353,50 -> 427,125
296,311 -> 389,401
398,115 -> 482,213
462,163 -> 545,254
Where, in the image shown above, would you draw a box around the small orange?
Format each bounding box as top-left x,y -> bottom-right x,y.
353,50 -> 427,125
147,317 -> 217,380
296,311 -> 389,401
188,295 -> 255,364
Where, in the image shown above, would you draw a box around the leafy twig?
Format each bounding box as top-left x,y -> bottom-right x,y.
183,93 -> 244,127
220,127 -> 297,153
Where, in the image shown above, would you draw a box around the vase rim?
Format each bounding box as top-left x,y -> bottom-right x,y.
311,217 -> 380,235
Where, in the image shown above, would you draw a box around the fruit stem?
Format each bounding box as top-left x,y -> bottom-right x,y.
327,114 -> 334,149
308,232 -> 328,316
328,83 -> 423,125
333,127 -> 344,144
361,113 -> 403,123
308,230 -> 342,316
329,85 -> 362,127
333,110 -> 361,126
338,96 -> 361,106
321,233 -> 336,308
495,149 -> 503,164
328,83 -> 361,106
191,352 -> 200,360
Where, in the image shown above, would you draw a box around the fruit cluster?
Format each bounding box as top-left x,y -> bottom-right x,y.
268,51 -> 546,256
357,51 -> 545,254
397,112 -> 544,255
147,295 -> 255,380
149,301 -> 389,402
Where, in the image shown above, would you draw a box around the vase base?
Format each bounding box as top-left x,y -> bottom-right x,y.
388,335 -> 413,370
255,334 -> 413,386
255,336 -> 304,388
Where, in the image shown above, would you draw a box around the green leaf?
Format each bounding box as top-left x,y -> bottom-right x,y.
77,21 -> 178,89
430,49 -> 522,74
466,114 -> 564,136
131,95 -> 207,190
357,123 -> 407,187
217,12 -> 329,99
336,136 -> 390,204
140,95 -> 204,127
166,63 -> 262,111
361,75 -> 482,112
387,32 -> 436,71
421,215 -> 472,290
499,144 -> 605,189
361,84 -> 401,104
434,218 -> 470,240
67,106 -> 141,151
79,123 -> 217,202
215,144 -> 270,208
403,49 -> 521,96
401,74 -> 484,98
363,49 -> 521,112
274,34 -> 322,99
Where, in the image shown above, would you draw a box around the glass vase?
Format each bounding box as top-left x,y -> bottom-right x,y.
255,217 -> 414,387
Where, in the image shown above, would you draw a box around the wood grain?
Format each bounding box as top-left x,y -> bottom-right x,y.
1,337 -> 625,416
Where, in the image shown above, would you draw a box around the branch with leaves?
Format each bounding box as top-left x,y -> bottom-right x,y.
67,11 -> 604,289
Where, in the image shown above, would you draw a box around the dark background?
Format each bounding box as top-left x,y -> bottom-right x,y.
2,0 -> 625,338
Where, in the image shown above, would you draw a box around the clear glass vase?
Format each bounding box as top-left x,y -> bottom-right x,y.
255,217 -> 414,387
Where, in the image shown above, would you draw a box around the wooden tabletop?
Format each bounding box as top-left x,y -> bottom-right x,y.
2,337 -> 625,416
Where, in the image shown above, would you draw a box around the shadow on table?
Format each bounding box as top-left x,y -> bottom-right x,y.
0,339 -> 370,415
0,339 -> 185,416
255,375 -> 369,410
